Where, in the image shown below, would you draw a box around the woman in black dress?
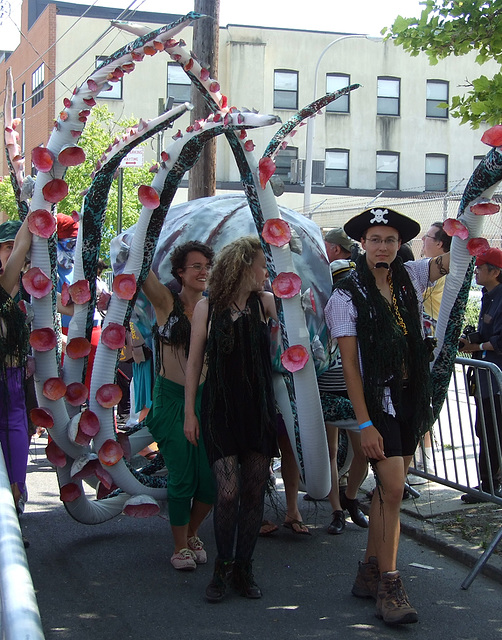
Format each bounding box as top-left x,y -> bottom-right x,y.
184,236 -> 278,602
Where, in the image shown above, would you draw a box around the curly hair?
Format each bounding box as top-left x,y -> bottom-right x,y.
207,236 -> 263,313
170,241 -> 214,284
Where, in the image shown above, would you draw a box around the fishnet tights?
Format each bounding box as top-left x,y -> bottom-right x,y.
212,452 -> 270,562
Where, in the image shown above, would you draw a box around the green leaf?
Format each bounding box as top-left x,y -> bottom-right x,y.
392,15 -> 415,32
470,100 -> 488,115
472,75 -> 491,92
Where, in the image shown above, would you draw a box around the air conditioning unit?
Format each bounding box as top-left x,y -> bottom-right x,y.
312,160 -> 325,185
290,158 -> 305,184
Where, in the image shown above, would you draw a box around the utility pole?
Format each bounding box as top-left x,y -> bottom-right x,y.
188,0 -> 220,201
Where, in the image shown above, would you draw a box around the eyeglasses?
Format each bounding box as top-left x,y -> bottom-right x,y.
423,235 -> 437,241
365,237 -> 399,247
184,263 -> 212,272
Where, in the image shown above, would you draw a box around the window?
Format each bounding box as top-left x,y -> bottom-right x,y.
426,80 -> 448,118
275,146 -> 298,181
376,152 -> 399,190
425,154 -> 448,191
12,91 -> 16,119
326,73 -> 350,113
167,63 -> 191,103
31,64 -> 44,107
274,70 -> 298,110
474,155 -> 485,172
95,57 -> 123,99
325,149 -> 349,188
377,77 -> 400,116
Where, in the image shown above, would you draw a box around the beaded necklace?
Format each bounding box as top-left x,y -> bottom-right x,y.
388,273 -> 408,335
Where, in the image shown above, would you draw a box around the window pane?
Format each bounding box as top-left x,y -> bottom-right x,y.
378,79 -> 399,98
95,57 -> 122,99
325,169 -> 348,188
327,74 -> 349,93
326,75 -> 350,112
168,65 -> 190,85
376,172 -> 398,190
376,154 -> 398,173
425,174 -> 446,191
275,147 -> 297,177
426,156 -> 446,173
99,81 -> 122,100
426,100 -> 448,117
326,151 -> 348,170
427,81 -> 447,100
169,84 -> 191,102
274,90 -> 297,109
274,71 -> 297,91
377,97 -> 399,115
327,95 -> 349,112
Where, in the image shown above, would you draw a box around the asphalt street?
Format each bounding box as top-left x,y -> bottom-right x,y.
20,436 -> 502,640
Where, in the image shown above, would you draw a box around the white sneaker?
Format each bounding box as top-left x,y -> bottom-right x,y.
187,535 -> 208,564
171,548 -> 196,571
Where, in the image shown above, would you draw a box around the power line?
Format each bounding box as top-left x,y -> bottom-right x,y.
3,0 -> 141,111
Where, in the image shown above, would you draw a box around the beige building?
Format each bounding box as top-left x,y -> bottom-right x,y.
1,1 -> 499,225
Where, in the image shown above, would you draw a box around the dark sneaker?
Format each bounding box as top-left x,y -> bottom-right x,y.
327,510 -> 345,535
340,492 -> 369,528
376,570 -> 418,625
351,556 -> 379,599
460,492 -> 486,504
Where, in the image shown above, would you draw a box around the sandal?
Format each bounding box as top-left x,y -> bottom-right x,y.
282,519 -> 311,535
259,520 -> 279,537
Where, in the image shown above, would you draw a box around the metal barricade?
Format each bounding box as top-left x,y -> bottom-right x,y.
409,356 -> 502,588
0,447 -> 44,639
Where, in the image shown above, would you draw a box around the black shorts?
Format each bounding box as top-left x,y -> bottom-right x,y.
373,387 -> 419,458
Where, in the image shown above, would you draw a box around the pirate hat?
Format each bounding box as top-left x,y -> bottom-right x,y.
344,208 -> 420,244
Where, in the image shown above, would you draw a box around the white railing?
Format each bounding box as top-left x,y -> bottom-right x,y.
0,446 -> 44,639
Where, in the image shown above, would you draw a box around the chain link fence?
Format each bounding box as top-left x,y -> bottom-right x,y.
307,182 -> 502,259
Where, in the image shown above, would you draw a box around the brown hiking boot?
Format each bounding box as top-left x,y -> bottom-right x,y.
376,570 -> 418,624
351,556 -> 379,599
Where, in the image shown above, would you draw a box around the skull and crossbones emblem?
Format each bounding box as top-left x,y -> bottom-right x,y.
369,208 -> 389,225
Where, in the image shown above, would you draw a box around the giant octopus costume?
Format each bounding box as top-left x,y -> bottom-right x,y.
3,12 -> 502,524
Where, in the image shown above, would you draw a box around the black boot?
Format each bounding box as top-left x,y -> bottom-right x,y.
205,558 -> 234,603
232,559 -> 262,599
340,492 -> 369,528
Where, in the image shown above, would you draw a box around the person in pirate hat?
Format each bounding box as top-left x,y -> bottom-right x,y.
324,207 -> 450,625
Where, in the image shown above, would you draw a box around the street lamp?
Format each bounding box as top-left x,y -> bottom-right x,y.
303,34 -> 382,214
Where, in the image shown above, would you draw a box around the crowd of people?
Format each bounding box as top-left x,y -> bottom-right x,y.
5,201 -> 502,626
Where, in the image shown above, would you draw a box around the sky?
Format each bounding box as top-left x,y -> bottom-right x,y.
0,0 -> 426,50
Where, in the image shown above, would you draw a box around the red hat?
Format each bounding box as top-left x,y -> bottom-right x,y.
475,247 -> 502,269
57,213 -> 79,239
